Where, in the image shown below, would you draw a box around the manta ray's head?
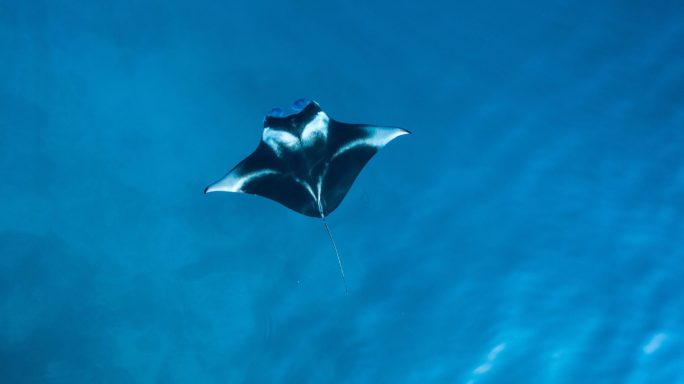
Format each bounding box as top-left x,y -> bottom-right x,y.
263,99 -> 321,129
261,99 -> 330,156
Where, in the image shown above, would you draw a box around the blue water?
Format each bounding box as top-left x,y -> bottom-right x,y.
2,1 -> 684,382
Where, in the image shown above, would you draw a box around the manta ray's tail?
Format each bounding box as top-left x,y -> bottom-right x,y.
322,217 -> 348,294
318,203 -> 348,294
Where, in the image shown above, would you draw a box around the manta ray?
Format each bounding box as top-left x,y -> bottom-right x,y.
205,99 -> 409,292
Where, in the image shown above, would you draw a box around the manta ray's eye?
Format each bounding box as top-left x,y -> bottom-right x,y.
267,107 -> 285,117
291,98 -> 311,112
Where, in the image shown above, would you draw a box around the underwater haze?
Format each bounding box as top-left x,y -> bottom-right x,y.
2,1 -> 684,382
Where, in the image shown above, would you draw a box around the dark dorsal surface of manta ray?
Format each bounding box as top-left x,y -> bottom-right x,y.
205,99 -> 409,292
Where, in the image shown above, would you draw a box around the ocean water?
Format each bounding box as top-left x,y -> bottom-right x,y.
1,1 -> 683,382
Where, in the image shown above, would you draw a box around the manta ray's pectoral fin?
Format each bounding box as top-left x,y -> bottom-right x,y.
205,143 -> 319,217
319,124 -> 410,216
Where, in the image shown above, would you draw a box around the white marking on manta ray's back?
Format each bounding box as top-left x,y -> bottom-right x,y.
331,127 -> 409,161
301,111 -> 329,145
207,168 -> 318,206
316,176 -> 323,203
315,162 -> 329,211
263,128 -> 299,156
205,169 -> 279,193
262,112 -> 330,157
294,176 -> 317,201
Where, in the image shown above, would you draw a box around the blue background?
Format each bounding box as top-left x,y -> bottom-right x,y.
2,1 -> 684,382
